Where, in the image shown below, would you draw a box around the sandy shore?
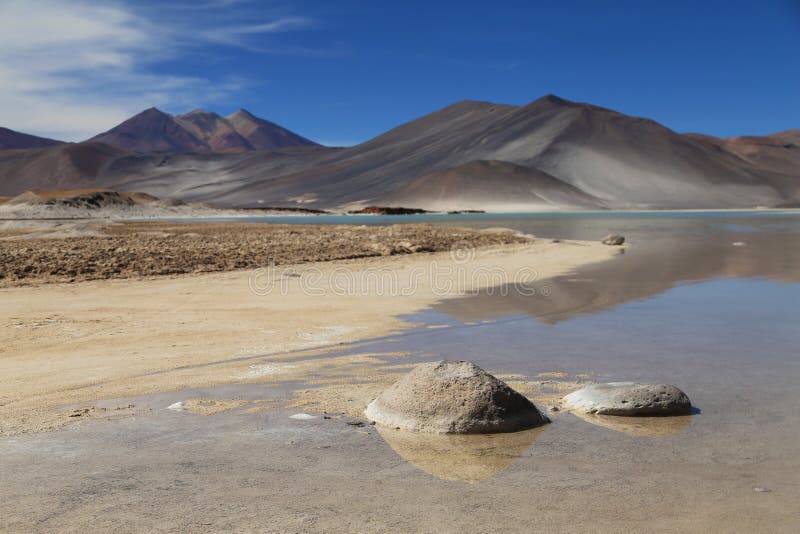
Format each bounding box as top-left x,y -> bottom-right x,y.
0,227 -> 618,435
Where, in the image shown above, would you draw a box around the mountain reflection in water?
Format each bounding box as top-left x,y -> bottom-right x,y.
434,218 -> 800,324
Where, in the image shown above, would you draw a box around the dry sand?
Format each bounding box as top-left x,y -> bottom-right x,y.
0,227 -> 617,436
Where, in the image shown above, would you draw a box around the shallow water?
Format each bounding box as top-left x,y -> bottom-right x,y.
2,212 -> 799,531
200,211 -> 800,481
278,212 -> 800,497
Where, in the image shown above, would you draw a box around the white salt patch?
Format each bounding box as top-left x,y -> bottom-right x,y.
240,363 -> 296,379
167,401 -> 185,411
289,413 -> 317,420
296,326 -> 360,344
237,345 -> 276,355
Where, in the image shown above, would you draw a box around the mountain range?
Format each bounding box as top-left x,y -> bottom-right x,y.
1,95 -> 798,211
89,107 -> 318,153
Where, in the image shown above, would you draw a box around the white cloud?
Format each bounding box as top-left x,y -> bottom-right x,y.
201,17 -> 314,45
0,0 -> 313,141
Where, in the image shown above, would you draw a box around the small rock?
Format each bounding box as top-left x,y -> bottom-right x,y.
564,382 -> 692,416
602,234 -> 625,246
346,421 -> 365,427
549,406 -> 560,412
753,487 -> 772,493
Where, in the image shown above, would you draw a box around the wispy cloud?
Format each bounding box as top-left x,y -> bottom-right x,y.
0,0 -> 317,140
200,16 -> 315,47
161,0 -> 255,10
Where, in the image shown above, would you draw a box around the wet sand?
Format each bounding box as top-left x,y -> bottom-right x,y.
1,375 -> 796,533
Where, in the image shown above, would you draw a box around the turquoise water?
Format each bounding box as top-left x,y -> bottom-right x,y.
168,209 -> 800,232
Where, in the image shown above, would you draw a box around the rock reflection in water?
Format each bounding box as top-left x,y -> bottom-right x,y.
568,411 -> 693,437
374,424 -> 545,483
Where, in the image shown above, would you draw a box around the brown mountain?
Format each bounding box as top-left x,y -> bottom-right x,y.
88,107 -> 317,154
199,95 -> 798,209
174,110 -> 254,152
1,95 -> 798,210
226,109 -> 319,150
687,130 -> 800,178
89,108 -> 209,154
0,142 -> 128,193
0,127 -> 64,150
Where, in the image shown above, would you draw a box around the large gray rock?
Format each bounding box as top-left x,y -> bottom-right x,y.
365,361 -> 549,433
563,382 -> 691,416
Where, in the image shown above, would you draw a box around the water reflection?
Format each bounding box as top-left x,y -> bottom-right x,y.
567,412 -> 694,437
436,229 -> 800,324
375,424 -> 546,483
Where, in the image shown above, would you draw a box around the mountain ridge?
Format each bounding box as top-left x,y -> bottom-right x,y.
0,127 -> 65,150
1,94 -> 798,211
87,107 -> 318,154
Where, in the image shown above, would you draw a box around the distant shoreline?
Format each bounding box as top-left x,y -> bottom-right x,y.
4,207 -> 799,221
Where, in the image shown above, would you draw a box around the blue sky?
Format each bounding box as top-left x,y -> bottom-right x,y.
1,0 -> 798,144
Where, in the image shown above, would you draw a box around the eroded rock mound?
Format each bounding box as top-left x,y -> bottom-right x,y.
365,361 -> 549,433
564,382 -> 692,416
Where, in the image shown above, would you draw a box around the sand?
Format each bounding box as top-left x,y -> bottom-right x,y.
0,230 -> 617,436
